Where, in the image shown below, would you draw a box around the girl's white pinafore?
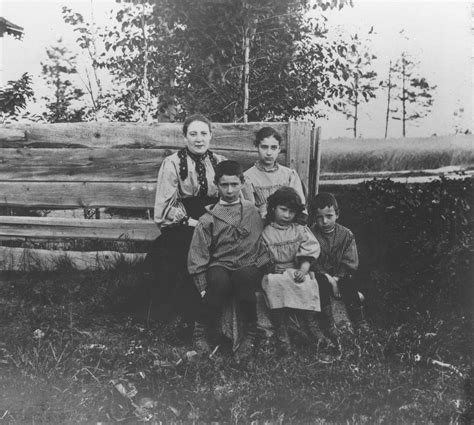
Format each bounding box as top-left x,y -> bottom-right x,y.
262,223 -> 321,311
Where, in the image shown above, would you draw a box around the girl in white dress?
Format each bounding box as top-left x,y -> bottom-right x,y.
262,187 -> 332,352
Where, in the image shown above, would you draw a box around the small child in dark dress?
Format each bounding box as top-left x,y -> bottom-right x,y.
310,192 -> 369,333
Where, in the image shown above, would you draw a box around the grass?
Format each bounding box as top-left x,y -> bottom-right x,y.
0,264 -> 472,424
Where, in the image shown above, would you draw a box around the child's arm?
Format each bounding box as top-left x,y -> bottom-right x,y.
336,232 -> 359,279
294,227 -> 320,282
325,274 -> 342,299
187,219 -> 212,297
294,259 -> 311,283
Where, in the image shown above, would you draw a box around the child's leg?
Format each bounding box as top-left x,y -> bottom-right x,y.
314,273 -> 338,338
230,265 -> 263,361
193,266 -> 232,353
339,276 -> 368,328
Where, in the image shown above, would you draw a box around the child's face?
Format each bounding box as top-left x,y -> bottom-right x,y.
274,205 -> 296,226
314,206 -> 338,231
257,136 -> 281,167
217,175 -> 243,203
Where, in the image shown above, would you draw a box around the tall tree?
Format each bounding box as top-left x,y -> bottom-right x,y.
335,31 -> 378,138
389,53 -> 436,137
62,6 -> 105,120
41,39 -> 86,122
63,0 -> 353,122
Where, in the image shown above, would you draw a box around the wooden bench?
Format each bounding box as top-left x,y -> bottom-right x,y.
0,121 -> 317,270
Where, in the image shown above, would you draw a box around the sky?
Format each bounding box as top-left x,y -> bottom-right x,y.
0,0 -> 472,138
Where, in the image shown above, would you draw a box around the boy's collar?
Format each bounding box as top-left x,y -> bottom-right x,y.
219,198 -> 241,206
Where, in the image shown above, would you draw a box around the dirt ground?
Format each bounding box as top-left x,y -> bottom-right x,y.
0,268 -> 472,424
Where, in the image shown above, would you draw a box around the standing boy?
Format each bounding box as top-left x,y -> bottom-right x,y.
310,192 -> 368,332
188,160 -> 271,361
242,127 -> 306,220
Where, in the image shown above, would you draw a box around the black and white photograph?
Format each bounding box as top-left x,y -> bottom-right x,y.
0,0 -> 472,422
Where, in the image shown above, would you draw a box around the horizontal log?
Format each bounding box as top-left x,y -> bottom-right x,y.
4,122 -> 289,150
0,246 -> 145,271
319,171 -> 473,187
0,182 -> 156,209
0,217 -> 160,241
320,135 -> 474,173
0,128 -> 25,144
0,148 -> 282,182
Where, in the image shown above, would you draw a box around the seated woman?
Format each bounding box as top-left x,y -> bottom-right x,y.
143,114 -> 226,326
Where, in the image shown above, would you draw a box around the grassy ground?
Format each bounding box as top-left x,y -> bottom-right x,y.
0,264 -> 472,424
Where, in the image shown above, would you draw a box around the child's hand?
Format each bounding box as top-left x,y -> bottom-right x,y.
294,269 -> 307,283
274,265 -> 286,274
187,218 -> 199,227
326,274 -> 341,299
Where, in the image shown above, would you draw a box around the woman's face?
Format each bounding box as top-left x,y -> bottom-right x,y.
185,120 -> 212,155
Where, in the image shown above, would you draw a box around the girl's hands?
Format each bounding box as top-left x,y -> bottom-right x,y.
294,269 -> 306,283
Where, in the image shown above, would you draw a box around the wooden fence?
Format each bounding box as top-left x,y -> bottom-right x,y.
0,121 -> 314,243
0,122 -> 472,271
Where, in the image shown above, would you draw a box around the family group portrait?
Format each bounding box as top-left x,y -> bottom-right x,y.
0,0 -> 472,423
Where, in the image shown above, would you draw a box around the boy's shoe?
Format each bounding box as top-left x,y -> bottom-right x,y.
271,309 -> 291,354
234,321 -> 257,363
322,306 -> 339,341
304,311 -> 335,350
192,321 -> 212,355
349,307 -> 370,333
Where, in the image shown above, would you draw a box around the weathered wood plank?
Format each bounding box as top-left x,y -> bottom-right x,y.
0,128 -> 26,145
0,148 -> 284,181
5,122 -> 289,150
0,217 -> 160,241
0,182 -> 156,209
0,246 -> 145,271
287,121 -> 313,191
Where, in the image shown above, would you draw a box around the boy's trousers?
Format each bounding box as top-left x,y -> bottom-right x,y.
198,265 -> 263,325
315,272 -> 362,311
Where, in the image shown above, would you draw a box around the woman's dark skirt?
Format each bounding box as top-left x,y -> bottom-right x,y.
143,196 -> 217,324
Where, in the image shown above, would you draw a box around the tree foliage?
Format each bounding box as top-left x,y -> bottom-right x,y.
0,73 -> 34,123
61,0 -> 356,122
333,31 -> 378,137
388,53 -> 436,137
41,39 -> 86,122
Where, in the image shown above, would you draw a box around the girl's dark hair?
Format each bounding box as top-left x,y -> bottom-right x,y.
214,160 -> 244,184
266,186 -> 305,224
312,192 -> 339,214
183,114 -> 212,136
255,126 -> 282,147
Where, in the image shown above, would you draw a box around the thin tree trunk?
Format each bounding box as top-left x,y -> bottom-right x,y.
402,55 -> 406,137
384,61 -> 392,138
242,26 -> 250,123
353,74 -> 359,138
141,4 -> 151,122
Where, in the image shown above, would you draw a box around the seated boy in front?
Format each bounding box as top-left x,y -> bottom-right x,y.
188,160 -> 270,361
310,192 -> 368,333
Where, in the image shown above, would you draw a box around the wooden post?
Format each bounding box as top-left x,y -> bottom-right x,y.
308,126 -> 322,199
314,126 -> 322,195
286,121 -> 313,193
